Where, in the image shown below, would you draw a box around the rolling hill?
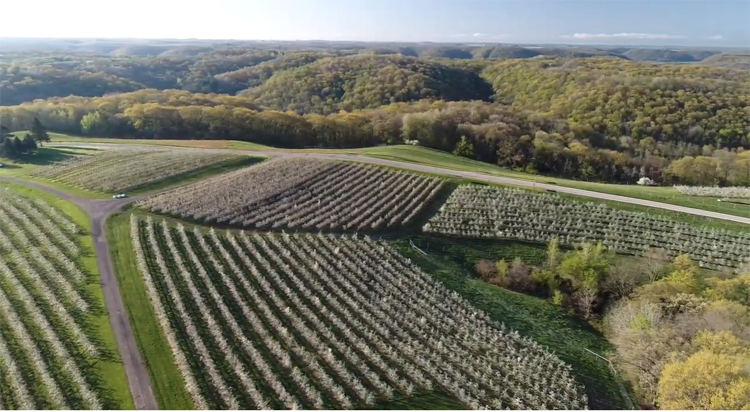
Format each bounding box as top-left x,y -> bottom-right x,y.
240,54 -> 494,113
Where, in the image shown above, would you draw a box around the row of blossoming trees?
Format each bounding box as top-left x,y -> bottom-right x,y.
138,158 -> 445,232
424,185 -> 750,271
0,188 -> 116,408
32,148 -> 247,193
420,184 -> 750,409
130,158 -> 750,409
130,216 -> 588,409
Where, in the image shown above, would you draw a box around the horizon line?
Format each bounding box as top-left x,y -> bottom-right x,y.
0,36 -> 747,50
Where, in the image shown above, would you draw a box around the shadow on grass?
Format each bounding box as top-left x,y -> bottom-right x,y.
126,156 -> 265,195
51,145 -> 105,152
7,147 -> 93,166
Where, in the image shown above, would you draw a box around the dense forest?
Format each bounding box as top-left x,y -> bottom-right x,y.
1,40 -> 748,185
240,55 -> 494,113
483,58 -> 750,148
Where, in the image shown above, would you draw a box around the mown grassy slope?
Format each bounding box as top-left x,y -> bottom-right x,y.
393,237 -> 635,410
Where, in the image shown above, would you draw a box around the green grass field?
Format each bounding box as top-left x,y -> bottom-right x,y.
404,235 -> 549,266
0,182 -> 135,409
105,211 -> 194,410
393,236 -> 635,410
40,131 -> 273,151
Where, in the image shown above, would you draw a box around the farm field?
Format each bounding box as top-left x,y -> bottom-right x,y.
335,145 -> 750,220
3,30 -> 749,412
674,185 -> 750,198
31,140 -> 749,231
30,147 -> 256,194
0,183 -> 132,409
17,135 -> 743,411
128,214 -> 587,409
0,147 -> 116,199
424,185 -> 750,271
48,132 -> 750,220
139,158 -> 445,233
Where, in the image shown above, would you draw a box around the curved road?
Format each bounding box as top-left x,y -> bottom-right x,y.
0,176 -> 158,410
55,142 -> 750,226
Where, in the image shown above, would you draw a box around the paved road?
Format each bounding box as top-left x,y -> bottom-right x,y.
0,176 -> 159,410
53,142 -> 750,226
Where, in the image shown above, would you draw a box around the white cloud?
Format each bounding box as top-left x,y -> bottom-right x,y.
562,33 -> 687,40
470,33 -> 510,39
449,33 -> 510,40
709,34 -> 723,40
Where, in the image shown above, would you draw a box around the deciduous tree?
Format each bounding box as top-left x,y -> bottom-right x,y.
657,351 -> 750,410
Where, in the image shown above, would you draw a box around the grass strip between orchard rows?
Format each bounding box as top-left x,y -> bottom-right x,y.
105,211 -> 194,409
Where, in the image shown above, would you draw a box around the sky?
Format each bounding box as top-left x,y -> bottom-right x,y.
1,0 -> 748,47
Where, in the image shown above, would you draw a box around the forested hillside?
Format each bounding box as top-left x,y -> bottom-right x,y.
240,55 -> 494,113
0,63 -> 144,106
1,40 -> 748,185
483,57 -> 750,148
0,50 -> 280,102
622,48 -> 719,62
215,51 -> 338,91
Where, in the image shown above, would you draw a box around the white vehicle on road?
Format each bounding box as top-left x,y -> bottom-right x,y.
113,193 -> 128,199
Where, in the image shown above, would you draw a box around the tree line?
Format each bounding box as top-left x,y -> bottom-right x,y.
2,90 -> 749,185
475,240 -> 750,409
2,54 -> 749,185
0,118 -> 49,159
